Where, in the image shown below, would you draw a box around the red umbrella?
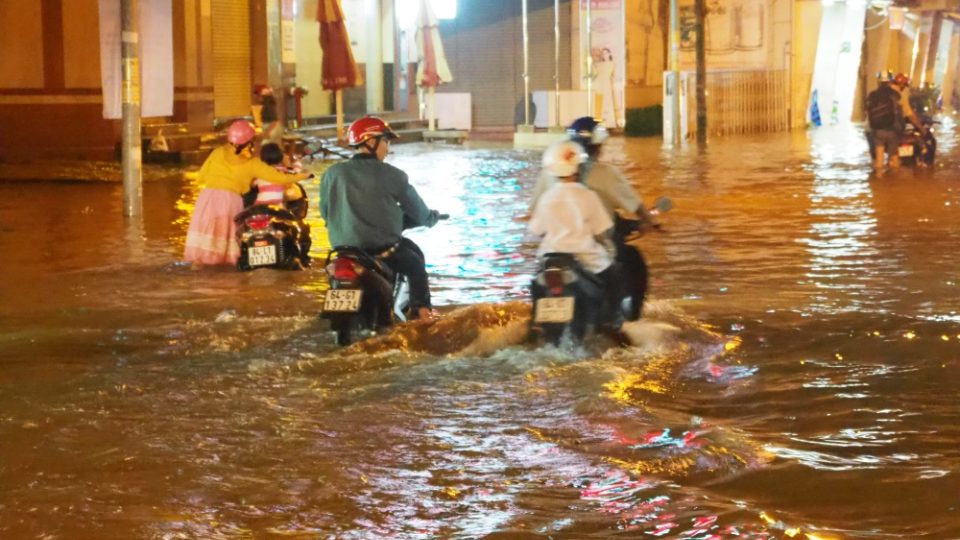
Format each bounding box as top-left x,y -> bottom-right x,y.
416,0 -> 452,131
317,0 -> 360,140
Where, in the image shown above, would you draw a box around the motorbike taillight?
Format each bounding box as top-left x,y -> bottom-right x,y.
246,215 -> 271,230
331,257 -> 361,280
544,269 -> 565,295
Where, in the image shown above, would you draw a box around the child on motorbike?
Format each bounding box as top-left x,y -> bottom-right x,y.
245,142 -> 312,267
528,140 -> 623,330
182,120 -> 311,267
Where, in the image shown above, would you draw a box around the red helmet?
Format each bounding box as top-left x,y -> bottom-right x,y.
227,120 -> 256,145
348,116 -> 399,147
893,73 -> 909,87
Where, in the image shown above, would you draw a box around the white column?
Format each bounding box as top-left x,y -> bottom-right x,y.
365,0 -> 384,112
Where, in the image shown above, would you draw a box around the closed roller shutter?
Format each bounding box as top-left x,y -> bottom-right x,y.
438,0 -> 572,127
212,0 -> 251,118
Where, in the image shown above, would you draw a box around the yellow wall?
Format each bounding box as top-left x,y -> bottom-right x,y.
791,0 -> 821,128
625,0 -> 666,109
626,0 -> 796,112
0,0 -> 44,88
63,0 -> 103,88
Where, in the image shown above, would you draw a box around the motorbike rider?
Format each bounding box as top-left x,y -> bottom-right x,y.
183,120 -> 311,266
319,115 -> 442,320
867,73 -> 925,170
529,116 -> 652,320
892,73 -> 925,135
528,140 -> 623,330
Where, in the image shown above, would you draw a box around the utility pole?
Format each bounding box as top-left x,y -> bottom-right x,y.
522,0 -> 530,126
121,0 -> 142,217
554,0 -> 561,128
670,0 -> 681,145
695,0 -> 706,143
586,0 -> 593,116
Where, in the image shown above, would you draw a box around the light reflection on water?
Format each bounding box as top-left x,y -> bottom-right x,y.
0,125 -> 959,538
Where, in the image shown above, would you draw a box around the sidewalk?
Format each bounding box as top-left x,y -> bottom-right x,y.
0,159 -> 188,183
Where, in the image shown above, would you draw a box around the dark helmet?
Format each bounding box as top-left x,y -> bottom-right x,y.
566,116 -> 609,149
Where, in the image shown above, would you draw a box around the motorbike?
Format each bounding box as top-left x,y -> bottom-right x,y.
320,214 -> 448,346
528,197 -> 672,347
867,116 -> 937,167
896,118 -> 937,166
235,184 -> 311,271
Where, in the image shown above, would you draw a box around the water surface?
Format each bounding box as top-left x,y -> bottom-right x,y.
1,124 -> 959,538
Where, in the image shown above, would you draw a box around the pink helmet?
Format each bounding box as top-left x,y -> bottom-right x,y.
227,120 -> 256,145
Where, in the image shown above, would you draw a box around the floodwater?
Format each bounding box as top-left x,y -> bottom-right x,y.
1,123 -> 959,539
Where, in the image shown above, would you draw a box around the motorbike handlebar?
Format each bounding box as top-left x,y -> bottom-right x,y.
437,213 -> 450,221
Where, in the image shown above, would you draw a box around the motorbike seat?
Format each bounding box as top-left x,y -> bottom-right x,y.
235,204 -> 299,225
540,253 -> 604,290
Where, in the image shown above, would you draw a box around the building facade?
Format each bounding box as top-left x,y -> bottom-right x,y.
2,0 -> 956,160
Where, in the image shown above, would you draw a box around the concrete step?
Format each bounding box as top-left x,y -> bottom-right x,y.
294,115 -> 429,145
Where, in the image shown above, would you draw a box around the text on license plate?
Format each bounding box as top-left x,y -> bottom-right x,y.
248,245 -> 277,266
898,145 -> 914,157
534,297 -> 575,323
324,289 -> 363,312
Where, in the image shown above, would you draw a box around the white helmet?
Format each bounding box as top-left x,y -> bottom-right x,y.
542,140 -> 587,178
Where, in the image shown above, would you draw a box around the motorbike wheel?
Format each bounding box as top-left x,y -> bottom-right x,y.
335,315 -> 363,346
236,249 -> 252,272
543,324 -> 566,347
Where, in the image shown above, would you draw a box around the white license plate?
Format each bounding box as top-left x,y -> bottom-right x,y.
323,289 -> 363,312
248,244 -> 277,266
534,297 -> 575,323
898,145 -> 914,157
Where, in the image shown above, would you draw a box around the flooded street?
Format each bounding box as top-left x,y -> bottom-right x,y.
1,124 -> 959,539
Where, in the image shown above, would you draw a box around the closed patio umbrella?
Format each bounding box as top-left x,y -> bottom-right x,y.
415,0 -> 452,131
317,0 -> 360,142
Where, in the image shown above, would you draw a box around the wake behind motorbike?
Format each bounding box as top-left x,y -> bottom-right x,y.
320,215 -> 447,346
235,184 -> 311,271
529,197 -> 672,347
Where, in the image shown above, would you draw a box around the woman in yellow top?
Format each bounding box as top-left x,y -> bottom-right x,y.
183,120 -> 312,266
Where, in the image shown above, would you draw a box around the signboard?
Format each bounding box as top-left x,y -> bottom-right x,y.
580,0 -> 625,127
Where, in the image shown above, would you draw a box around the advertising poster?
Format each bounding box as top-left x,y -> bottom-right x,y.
581,0 -> 625,127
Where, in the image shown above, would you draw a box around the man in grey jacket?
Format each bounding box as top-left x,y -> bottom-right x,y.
320,116 -> 441,320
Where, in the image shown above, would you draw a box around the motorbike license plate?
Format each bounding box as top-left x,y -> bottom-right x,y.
898,145 -> 914,157
534,297 -> 575,323
323,289 -> 363,312
248,245 -> 277,267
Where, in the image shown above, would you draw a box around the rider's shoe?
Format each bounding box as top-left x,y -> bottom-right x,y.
406,306 -> 438,321
416,307 -> 439,321
597,325 -> 631,347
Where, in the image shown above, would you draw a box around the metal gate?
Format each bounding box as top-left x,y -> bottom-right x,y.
211,0 -> 251,119
688,70 -> 790,137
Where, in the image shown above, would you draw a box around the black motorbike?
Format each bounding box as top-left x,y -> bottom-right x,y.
235,184 -> 311,271
867,116 -> 937,167
529,197 -> 672,346
321,215 -> 447,346
896,118 -> 937,166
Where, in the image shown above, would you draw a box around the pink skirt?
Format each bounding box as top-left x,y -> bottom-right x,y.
183,188 -> 244,266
